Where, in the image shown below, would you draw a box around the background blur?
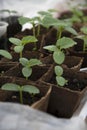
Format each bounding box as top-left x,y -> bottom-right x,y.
0,0 -> 86,17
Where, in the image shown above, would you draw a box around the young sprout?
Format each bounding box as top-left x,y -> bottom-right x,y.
9,36 -> 37,57
40,15 -> 77,38
66,8 -> 87,23
38,9 -> 57,18
0,49 -> 12,59
18,16 -> 41,37
19,58 -> 42,80
43,37 -> 77,86
1,83 -> 40,104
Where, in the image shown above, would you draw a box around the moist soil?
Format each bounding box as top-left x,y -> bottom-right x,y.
5,91 -> 42,106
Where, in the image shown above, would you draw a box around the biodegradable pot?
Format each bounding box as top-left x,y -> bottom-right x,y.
40,65 -> 87,118
0,76 -> 51,112
0,76 -> 15,101
4,63 -> 51,82
40,54 -> 83,71
58,9 -> 87,32
1,51 -> 50,65
64,55 -> 83,71
69,38 -> 87,68
0,61 -> 18,76
0,21 -> 8,49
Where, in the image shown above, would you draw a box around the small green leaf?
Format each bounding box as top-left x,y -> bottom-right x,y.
9,38 -> 21,45
81,26 -> 87,35
48,9 -> 57,13
56,37 -> 77,49
14,45 -> 24,53
38,11 -> 52,17
54,66 -> 63,76
43,45 -> 57,52
18,17 -> 30,25
53,51 -> 65,64
65,27 -> 78,35
23,85 -> 40,94
41,15 -> 58,28
19,58 -> 28,66
56,76 -> 67,87
22,67 -> 32,78
22,36 -> 38,45
28,59 -> 42,67
0,50 -> 12,59
1,83 -> 19,91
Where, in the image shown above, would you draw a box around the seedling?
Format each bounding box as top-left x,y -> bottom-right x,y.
40,15 -> 77,38
9,36 -> 37,57
38,9 -> 57,18
1,83 -> 40,104
18,16 -> 41,37
19,58 -> 42,80
43,37 -> 77,86
0,49 -> 12,59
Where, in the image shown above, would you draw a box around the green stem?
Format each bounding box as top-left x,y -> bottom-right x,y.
33,24 -> 36,37
20,51 -> 22,58
58,27 -> 62,39
37,24 -> 40,37
26,77 -> 28,80
19,89 -> 23,104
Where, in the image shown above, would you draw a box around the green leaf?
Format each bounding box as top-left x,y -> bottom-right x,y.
28,59 -> 42,67
65,27 -> 78,35
18,17 -> 30,25
54,66 -> 63,76
41,15 -> 58,28
38,11 -> 52,17
14,45 -> 24,53
0,50 -> 12,59
1,83 -> 19,91
43,45 -> 57,52
23,85 -> 40,94
22,67 -> 32,78
19,58 -> 28,66
22,36 -> 38,45
48,9 -> 57,13
56,37 -> 77,49
0,9 -> 10,13
57,21 -> 71,27
83,36 -> 87,46
81,26 -> 87,34
70,16 -> 81,23
56,76 -> 67,87
53,51 -> 65,64
9,38 -> 21,45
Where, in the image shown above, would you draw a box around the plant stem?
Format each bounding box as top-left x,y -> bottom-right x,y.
20,51 -> 22,58
19,89 -> 23,104
26,77 -> 28,80
58,27 -> 62,39
33,24 -> 36,37
37,24 -> 40,37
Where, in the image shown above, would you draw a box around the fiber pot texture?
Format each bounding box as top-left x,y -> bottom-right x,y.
0,76 -> 51,112
69,38 -> 87,68
41,65 -> 87,118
